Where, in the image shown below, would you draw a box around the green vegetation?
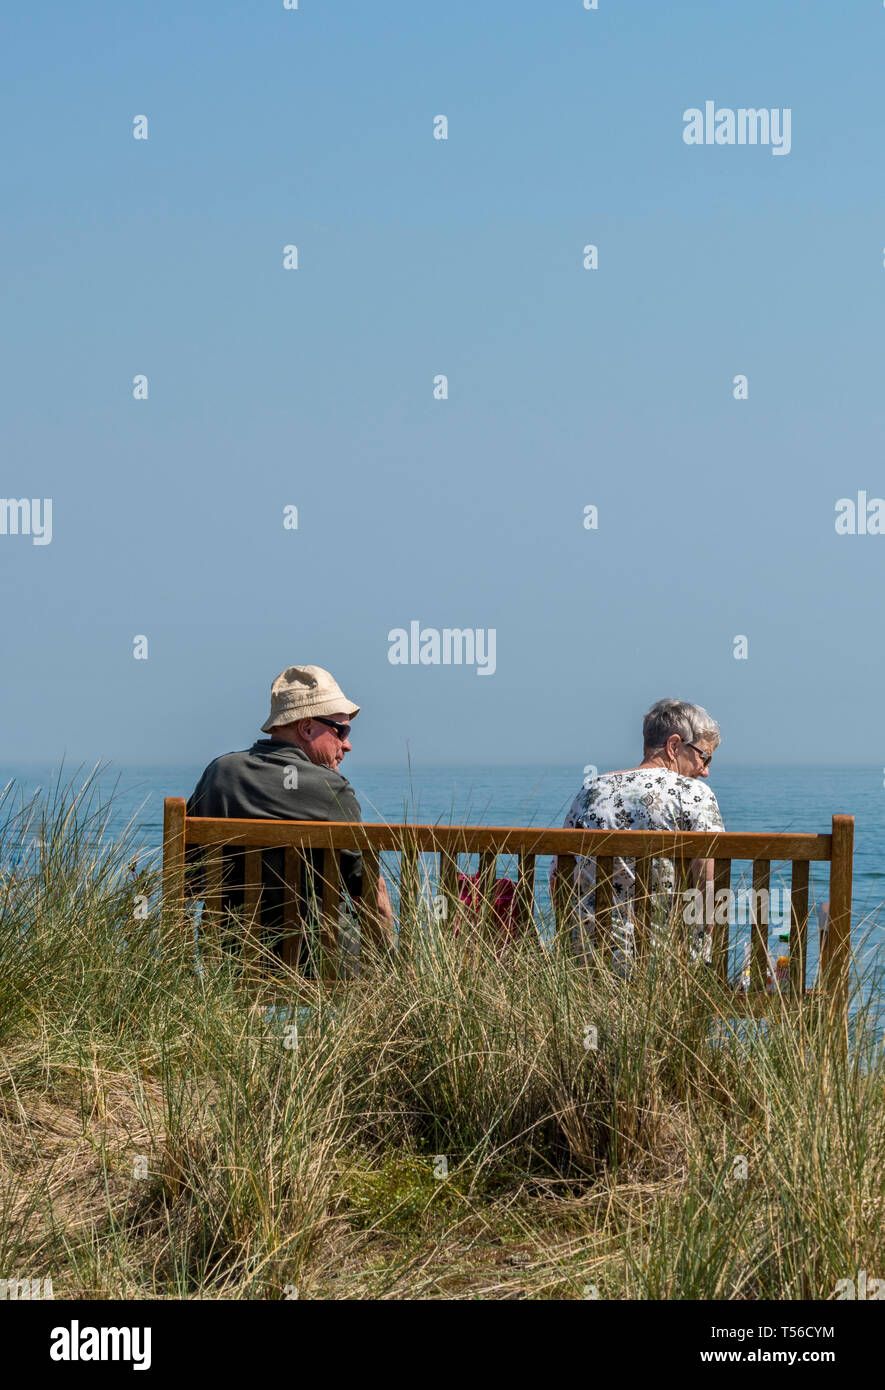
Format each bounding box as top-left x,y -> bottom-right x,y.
0,774 -> 882,1299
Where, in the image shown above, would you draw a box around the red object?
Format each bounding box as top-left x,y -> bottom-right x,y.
454,872 -> 520,943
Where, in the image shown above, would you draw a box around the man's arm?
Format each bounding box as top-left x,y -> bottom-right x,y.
376,874 -> 395,947
690,857 -> 714,889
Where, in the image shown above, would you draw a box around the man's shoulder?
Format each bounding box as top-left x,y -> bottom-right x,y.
200,741 -> 305,771
189,742 -> 360,822
309,762 -> 360,803
194,747 -> 263,781
204,747 -> 251,769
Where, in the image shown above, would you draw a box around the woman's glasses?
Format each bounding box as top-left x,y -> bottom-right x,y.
685,742 -> 713,767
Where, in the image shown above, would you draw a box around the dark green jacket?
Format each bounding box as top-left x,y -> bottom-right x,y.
187,739 -> 362,900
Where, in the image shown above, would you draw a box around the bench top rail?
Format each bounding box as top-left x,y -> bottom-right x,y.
174,807 -> 836,863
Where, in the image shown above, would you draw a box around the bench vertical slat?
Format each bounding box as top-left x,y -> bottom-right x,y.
595,856 -> 614,965
162,797 -> 187,914
282,846 -> 303,969
478,851 -> 496,925
516,852 -> 536,936
553,855 -> 576,949
204,852 -> 223,934
243,849 -> 263,977
399,844 -> 419,956
750,859 -> 771,994
712,859 -> 732,983
672,856 -> 693,958
789,859 -> 809,1000
823,815 -> 853,1036
633,855 -> 653,961
320,850 -> 341,983
357,844 -> 383,950
439,849 -> 459,933
299,848 -> 321,976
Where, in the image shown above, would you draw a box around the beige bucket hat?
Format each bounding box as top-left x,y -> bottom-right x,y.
261,664 -> 360,733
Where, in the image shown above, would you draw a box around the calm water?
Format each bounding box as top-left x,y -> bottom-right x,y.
4,760 -> 884,995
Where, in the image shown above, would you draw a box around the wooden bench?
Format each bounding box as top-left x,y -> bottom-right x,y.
162,798 -> 854,1027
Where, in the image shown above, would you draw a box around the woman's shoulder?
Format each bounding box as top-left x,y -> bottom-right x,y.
564,765 -> 723,831
605,767 -> 676,785
673,776 -> 724,826
574,767 -> 676,797
565,767 -> 661,817
622,768 -> 723,813
564,770 -> 622,825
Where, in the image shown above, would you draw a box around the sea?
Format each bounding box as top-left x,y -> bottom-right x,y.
3,761 -> 883,1011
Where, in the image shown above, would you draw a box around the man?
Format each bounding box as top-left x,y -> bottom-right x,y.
187,664 -> 393,962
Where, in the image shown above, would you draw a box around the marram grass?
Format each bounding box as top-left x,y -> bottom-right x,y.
0,774 -> 882,1300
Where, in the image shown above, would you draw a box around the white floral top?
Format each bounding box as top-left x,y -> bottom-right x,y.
560,768 -> 725,961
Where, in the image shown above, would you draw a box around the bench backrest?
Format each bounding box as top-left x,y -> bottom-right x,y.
162,798 -> 854,1018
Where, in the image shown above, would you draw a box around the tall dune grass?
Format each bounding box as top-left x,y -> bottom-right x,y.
0,774 -> 882,1299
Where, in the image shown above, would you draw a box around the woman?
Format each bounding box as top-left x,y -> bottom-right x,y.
559,698 -> 724,965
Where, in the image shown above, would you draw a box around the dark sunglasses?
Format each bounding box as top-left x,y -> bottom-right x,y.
313,716 -> 352,741
685,742 -> 713,767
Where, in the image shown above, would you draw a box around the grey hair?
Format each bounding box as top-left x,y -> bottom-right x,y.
642,698 -> 721,753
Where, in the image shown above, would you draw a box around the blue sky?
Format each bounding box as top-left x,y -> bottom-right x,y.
2,1 -> 884,773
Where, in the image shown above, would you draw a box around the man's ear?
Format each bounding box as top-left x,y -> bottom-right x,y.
296,718 -> 315,741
